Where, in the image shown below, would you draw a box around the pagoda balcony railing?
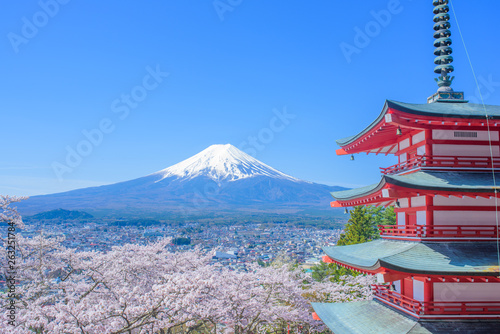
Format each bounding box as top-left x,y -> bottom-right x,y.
372,285 -> 500,317
380,155 -> 500,175
372,285 -> 422,315
378,224 -> 500,239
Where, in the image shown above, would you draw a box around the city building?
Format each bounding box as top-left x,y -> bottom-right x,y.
312,1 -> 500,332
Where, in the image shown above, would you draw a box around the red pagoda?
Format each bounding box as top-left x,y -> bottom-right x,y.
312,1 -> 500,332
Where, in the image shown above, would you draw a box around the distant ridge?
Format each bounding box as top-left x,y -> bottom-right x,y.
19,144 -> 346,216
28,209 -> 94,220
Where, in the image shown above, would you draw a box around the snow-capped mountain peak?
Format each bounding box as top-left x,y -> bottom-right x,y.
154,144 -> 300,183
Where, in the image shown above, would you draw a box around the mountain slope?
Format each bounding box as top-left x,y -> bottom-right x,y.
28,209 -> 94,220
18,144 -> 346,215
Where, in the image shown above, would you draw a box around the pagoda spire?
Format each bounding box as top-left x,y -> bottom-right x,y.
428,0 -> 465,103
433,0 -> 454,90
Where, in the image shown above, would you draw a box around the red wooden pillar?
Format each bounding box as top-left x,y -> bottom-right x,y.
423,279 -> 434,313
424,129 -> 432,156
403,278 -> 414,299
425,195 -> 434,238
425,195 -> 433,226
424,280 -> 433,301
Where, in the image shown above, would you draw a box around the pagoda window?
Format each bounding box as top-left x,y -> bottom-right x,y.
454,131 -> 478,138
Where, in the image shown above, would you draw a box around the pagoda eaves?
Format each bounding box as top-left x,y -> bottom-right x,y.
337,100 -> 500,156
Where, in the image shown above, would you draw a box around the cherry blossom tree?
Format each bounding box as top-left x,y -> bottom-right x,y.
1,236 -> 212,333
169,261 -> 320,334
0,195 -> 26,229
306,274 -> 375,304
1,197 -> 374,334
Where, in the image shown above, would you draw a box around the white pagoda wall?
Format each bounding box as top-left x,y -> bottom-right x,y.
398,134 -> 425,164
434,211 -> 496,226
433,196 -> 496,206
432,129 -> 500,157
395,196 -> 427,226
433,144 -> 500,157
397,212 -> 405,226
432,130 -> 499,141
413,279 -> 424,302
397,129 -> 500,163
434,283 -> 500,302
399,138 -> 410,150
412,131 -> 425,145
393,280 -> 401,294
390,279 -> 424,302
396,195 -> 497,227
433,196 -> 497,226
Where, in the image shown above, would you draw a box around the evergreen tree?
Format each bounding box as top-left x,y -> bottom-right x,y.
337,206 -> 374,246
311,262 -> 359,282
376,205 -> 396,226
337,205 -> 396,246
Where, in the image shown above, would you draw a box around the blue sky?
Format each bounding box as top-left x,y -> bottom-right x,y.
2,0 -> 500,196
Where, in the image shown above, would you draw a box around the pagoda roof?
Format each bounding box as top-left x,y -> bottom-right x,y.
336,100 -> 500,155
331,171 -> 500,205
323,239 -> 499,276
312,300 -> 500,334
390,100 -> 500,120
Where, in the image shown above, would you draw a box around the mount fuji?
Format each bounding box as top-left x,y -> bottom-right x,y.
19,144 -> 346,216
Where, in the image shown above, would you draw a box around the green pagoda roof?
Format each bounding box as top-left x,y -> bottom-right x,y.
331,171 -> 500,201
312,300 -> 500,334
388,100 -> 500,119
336,100 -> 500,147
323,239 -> 499,276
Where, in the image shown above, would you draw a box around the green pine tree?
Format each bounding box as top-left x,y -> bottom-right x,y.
337,206 -> 374,246
337,205 -> 396,246
311,261 -> 359,282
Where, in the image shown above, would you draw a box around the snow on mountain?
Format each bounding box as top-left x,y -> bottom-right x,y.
18,144 -> 346,215
153,144 -> 301,183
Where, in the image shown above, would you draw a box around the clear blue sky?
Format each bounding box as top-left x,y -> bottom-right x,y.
2,0 -> 500,196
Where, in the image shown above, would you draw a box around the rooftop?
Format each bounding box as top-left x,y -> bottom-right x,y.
323,239 -> 500,276
331,171 -> 500,202
312,300 -> 500,334
336,100 -> 500,155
